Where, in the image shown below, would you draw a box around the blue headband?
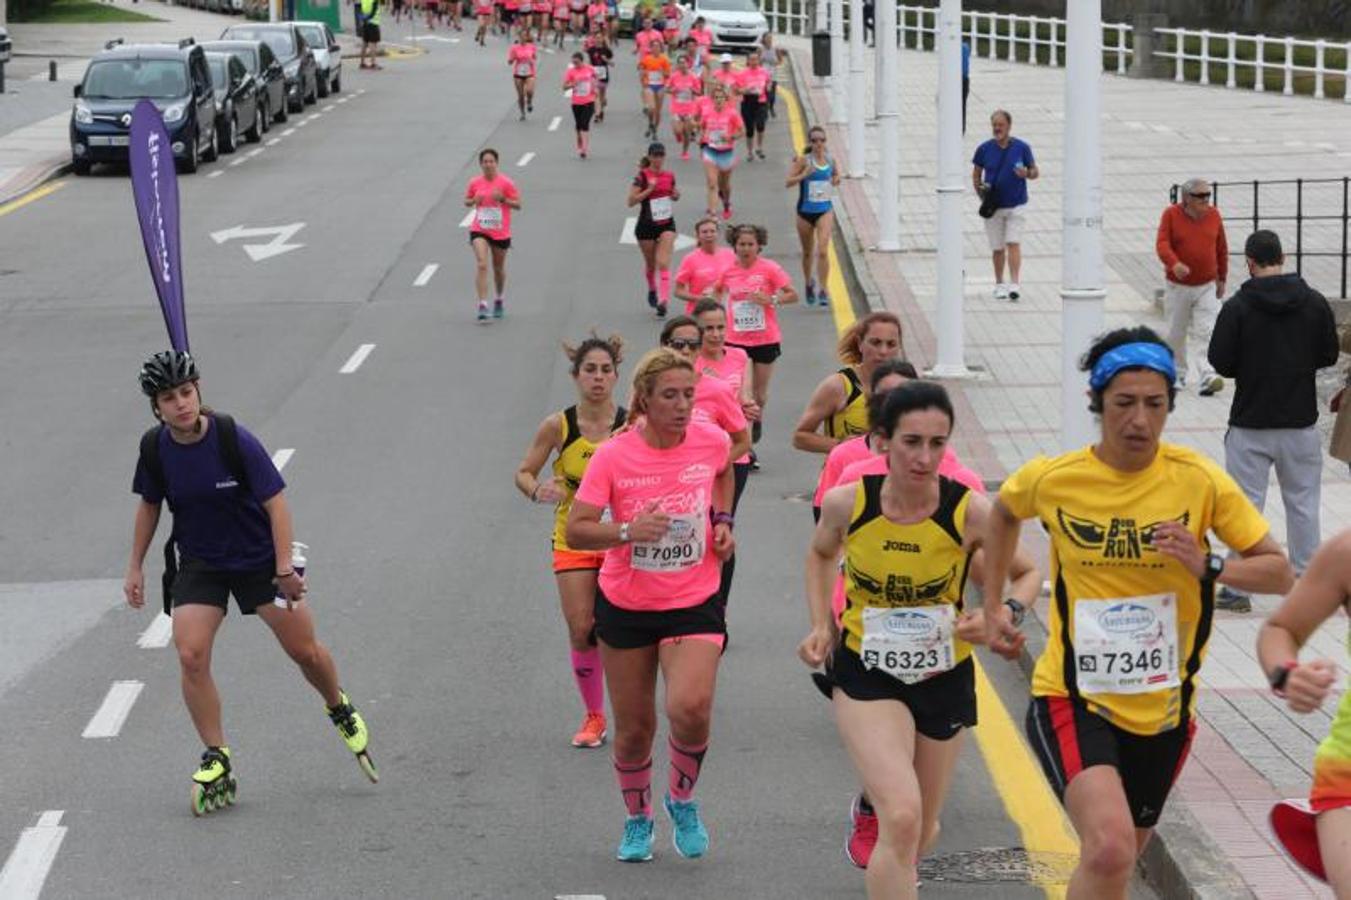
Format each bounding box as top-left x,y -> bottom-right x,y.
1089,342 -> 1177,392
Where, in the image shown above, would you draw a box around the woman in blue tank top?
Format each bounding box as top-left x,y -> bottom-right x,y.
786,124 -> 840,309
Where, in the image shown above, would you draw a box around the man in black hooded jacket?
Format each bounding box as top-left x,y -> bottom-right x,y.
1207,229 -> 1341,612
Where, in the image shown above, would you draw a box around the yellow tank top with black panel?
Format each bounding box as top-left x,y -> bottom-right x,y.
826,367 -> 869,439
841,474 -> 974,665
551,405 -> 626,551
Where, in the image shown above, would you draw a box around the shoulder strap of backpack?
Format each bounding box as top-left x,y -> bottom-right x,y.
138,424 -> 169,509
210,413 -> 251,493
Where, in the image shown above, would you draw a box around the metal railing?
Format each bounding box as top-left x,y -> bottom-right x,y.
1168,179 -> 1351,300
761,0 -> 810,37
896,6 -> 1132,74
1154,29 -> 1350,101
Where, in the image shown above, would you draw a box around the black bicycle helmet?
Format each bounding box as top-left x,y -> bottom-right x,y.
139,350 -> 199,397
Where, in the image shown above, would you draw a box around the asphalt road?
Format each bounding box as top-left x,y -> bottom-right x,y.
0,31 -> 1155,899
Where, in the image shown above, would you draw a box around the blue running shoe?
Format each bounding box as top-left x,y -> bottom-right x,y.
476,302 -> 489,323
617,815 -> 654,862
804,279 -> 817,306
818,289 -> 831,310
492,299 -> 504,319
664,794 -> 709,858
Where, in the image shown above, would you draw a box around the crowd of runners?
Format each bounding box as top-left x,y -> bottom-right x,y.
120,9 -> 1351,899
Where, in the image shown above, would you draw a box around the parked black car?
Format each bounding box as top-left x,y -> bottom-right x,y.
204,51 -> 261,152
218,23 -> 317,114
200,38 -> 286,126
70,38 -> 218,175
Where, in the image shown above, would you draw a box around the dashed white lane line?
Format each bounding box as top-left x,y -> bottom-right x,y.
337,96 -> 350,103
207,170 -> 224,178
554,895 -> 606,899
306,114 -> 321,122
322,104 -> 337,112
296,121 -> 308,128
246,148 -> 263,158
358,89 -> 367,94
271,448 -> 295,471
548,115 -> 562,131
282,127 -> 297,136
413,263 -> 439,287
0,811 -> 68,900
266,137 -> 281,147
517,151 -> 535,167
229,158 -> 246,167
459,210 -> 475,228
81,681 -> 144,739
136,613 -> 173,649
340,343 -> 377,374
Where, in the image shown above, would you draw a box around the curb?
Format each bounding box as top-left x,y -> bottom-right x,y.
0,157 -> 72,209
785,41 -> 1258,900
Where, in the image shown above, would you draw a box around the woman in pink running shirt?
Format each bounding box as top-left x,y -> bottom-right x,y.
674,217 -> 735,314
737,49 -> 771,161
716,223 -> 798,447
474,0 -> 494,43
563,52 -> 599,158
698,84 -> 744,220
551,0 -> 570,45
507,29 -> 538,120
567,348 -> 736,863
463,148 -> 522,321
660,316 -> 751,466
627,142 -> 680,316
666,54 -> 702,160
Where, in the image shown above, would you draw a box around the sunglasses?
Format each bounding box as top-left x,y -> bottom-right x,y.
1189,192 -> 1212,200
667,338 -> 702,350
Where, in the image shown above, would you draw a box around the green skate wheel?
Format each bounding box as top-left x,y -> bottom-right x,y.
192,784 -> 209,817
358,752 -> 379,784
225,779 -> 237,806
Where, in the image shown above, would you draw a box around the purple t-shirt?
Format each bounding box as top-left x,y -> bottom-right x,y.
132,420 -> 286,571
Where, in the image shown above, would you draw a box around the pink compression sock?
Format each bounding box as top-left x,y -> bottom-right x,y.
570,647 -> 604,714
645,268 -> 656,290
667,737 -> 708,803
658,269 -> 671,304
614,757 -> 653,817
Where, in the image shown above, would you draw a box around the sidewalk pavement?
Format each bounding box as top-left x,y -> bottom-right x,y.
783,36 -> 1351,900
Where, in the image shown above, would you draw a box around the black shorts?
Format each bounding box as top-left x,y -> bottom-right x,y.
571,102 -> 595,130
469,230 -> 511,250
797,209 -> 830,227
594,588 -> 726,649
727,341 -> 781,365
1025,695 -> 1196,828
740,97 -> 767,133
634,218 -> 676,241
826,646 -> 976,741
173,557 -> 277,616
362,22 -> 382,43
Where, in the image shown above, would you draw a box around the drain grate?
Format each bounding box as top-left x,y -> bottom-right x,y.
917,847 -> 1077,884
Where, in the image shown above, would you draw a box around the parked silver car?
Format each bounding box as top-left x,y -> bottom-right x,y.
292,21 -> 341,97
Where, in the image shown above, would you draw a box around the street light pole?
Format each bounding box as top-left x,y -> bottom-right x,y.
928,0 -> 970,377
1060,0 -> 1106,449
847,0 -> 866,176
814,0 -> 828,87
829,0 -> 846,123
875,0 -> 899,249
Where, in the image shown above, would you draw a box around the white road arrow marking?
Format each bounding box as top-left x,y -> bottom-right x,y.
210,223 -> 306,261
619,217 -> 695,251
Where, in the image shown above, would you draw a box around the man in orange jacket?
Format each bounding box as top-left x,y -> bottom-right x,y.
1156,178 -> 1229,396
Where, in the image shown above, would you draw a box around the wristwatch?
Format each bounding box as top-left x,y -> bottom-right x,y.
618,522 -> 631,543
1201,553 -> 1225,585
1003,598 -> 1026,628
1269,660 -> 1297,697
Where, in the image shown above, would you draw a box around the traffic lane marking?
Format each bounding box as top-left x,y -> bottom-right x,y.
459,210 -> 475,228
271,448 -> 295,471
517,151 -> 535,167
207,170 -> 224,178
0,181 -> 66,219
340,343 -> 377,373
0,811 -> 68,900
82,680 -> 144,738
414,263 -> 439,286
780,82 -> 1078,896
136,613 -> 173,649
549,115 -> 561,131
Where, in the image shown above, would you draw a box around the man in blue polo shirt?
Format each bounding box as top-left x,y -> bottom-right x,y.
971,108 -> 1038,301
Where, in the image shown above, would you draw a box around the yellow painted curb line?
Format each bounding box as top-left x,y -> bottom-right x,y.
0,180 -> 65,219
780,80 -> 1079,897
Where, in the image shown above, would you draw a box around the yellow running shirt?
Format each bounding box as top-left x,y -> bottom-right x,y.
841,475 -> 974,676
999,443 -> 1269,735
551,405 -> 625,551
826,368 -> 868,439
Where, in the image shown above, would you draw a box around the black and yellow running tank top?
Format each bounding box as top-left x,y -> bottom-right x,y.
551,405 -> 626,550
825,367 -> 869,439
841,474 -> 974,662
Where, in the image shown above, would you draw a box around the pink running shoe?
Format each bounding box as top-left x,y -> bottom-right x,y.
845,795 -> 878,869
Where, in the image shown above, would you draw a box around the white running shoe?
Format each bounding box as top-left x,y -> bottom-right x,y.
992,283 -> 1010,300
1007,283 -> 1021,301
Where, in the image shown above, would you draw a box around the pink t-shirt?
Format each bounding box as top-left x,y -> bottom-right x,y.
508,43 -> 538,78
718,256 -> 791,347
475,0 -> 493,13
700,104 -> 742,151
690,27 -> 712,58
692,374 -> 747,437
564,64 -> 597,105
586,1 -> 605,18
698,346 -> 749,395
667,71 -> 702,115
676,246 -> 735,312
712,67 -> 739,94
737,65 -> 770,101
635,28 -> 662,55
575,422 -> 731,611
813,435 -> 872,508
465,174 -> 519,241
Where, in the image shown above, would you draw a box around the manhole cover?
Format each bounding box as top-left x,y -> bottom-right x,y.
917,847 -> 1077,884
